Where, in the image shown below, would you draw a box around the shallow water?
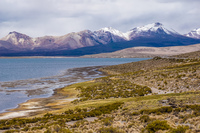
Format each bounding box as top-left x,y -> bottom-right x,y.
0,58 -> 148,113
0,58 -> 147,82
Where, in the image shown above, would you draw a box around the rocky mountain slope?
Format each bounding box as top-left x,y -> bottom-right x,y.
1,22 -> 200,56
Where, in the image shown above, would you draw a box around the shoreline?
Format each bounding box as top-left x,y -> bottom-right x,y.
0,87 -> 67,120
0,58 -> 146,120
0,66 -> 106,120
0,56 -> 149,59
0,56 -> 78,59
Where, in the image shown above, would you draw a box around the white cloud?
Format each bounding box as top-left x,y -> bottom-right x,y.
0,0 -> 199,38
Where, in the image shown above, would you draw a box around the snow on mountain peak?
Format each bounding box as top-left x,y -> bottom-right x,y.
96,27 -> 129,40
100,27 -> 116,32
129,22 -> 179,36
186,28 -> 200,39
131,22 -> 165,32
142,22 -> 163,30
191,28 -> 200,34
196,28 -> 200,33
94,22 -> 179,41
99,27 -> 123,35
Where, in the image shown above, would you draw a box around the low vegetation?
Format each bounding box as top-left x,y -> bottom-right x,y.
74,78 -> 151,102
2,52 -> 200,132
0,102 -> 123,132
143,120 -> 171,133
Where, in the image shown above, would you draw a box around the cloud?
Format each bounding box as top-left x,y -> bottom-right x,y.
0,0 -> 199,38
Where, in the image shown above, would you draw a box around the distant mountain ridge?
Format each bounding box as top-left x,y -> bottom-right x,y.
185,28 -> 200,39
1,22 -> 200,56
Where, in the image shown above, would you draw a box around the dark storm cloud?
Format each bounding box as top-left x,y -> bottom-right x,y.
0,0 -> 199,38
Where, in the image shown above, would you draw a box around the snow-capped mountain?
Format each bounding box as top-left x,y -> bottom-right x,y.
0,22 -> 200,56
94,27 -> 129,41
128,22 -> 179,39
93,28 -> 127,43
186,28 -> 200,39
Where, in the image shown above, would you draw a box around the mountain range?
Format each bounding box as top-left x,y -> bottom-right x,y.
1,22 -> 200,56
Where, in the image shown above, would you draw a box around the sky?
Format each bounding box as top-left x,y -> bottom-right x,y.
0,0 -> 199,38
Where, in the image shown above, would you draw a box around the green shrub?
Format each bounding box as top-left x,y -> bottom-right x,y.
64,109 -> 74,114
4,130 -> 18,133
140,106 -> 173,115
144,120 -> 170,133
75,79 -> 152,102
102,117 -> 114,126
132,111 -> 139,116
45,125 -> 72,133
171,125 -> 189,133
140,115 -> 150,123
21,126 -> 29,131
44,129 -> 51,133
44,113 -> 53,118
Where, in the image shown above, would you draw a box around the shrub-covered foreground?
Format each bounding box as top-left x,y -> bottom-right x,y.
74,78 -> 151,102
2,93 -> 200,133
0,102 -> 123,132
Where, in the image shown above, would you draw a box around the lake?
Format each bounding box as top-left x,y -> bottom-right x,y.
0,58 -> 148,113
